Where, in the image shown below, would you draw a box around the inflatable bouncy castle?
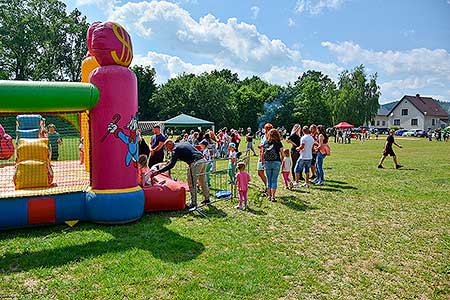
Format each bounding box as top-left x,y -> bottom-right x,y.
0,22 -> 185,230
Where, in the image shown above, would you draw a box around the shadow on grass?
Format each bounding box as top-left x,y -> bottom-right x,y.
0,215 -> 205,274
278,195 -> 318,212
246,207 -> 267,216
325,183 -> 358,190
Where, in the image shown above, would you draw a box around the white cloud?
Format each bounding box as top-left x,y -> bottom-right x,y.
75,0 -> 117,14
109,1 -> 300,73
295,0 -> 347,14
251,6 -> 260,19
322,41 -> 450,103
288,18 -> 296,27
321,41 -> 450,79
133,51 -> 218,84
262,66 -> 302,85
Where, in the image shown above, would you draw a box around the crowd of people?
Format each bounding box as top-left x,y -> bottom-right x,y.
136,123 -> 331,209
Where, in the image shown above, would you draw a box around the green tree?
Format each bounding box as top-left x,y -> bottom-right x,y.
291,70 -> 335,127
0,0 -> 88,81
334,65 -> 380,126
131,65 -> 157,121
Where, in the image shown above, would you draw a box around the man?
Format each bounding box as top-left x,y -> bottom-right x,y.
378,130 -> 403,169
245,127 -> 256,156
293,126 -> 314,188
148,124 -> 166,168
152,140 -> 210,208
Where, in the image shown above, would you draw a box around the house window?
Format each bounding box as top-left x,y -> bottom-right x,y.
401,109 -> 408,116
371,120 -> 375,126
394,119 -> 400,126
411,119 -> 418,126
382,121 -> 386,126
432,119 -> 435,126
376,120 -> 380,126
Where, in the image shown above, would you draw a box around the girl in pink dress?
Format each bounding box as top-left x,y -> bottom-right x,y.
235,162 -> 250,210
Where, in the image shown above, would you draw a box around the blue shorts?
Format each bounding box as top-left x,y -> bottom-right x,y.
295,159 -> 311,174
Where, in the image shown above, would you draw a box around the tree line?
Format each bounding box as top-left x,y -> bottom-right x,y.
0,0 -> 380,130
135,66 -> 380,130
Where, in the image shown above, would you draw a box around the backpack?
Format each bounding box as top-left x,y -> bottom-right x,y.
263,142 -> 278,161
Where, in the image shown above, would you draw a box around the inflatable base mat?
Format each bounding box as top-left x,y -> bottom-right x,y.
143,174 -> 186,212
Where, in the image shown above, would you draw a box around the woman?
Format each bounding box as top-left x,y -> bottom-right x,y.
314,125 -> 330,186
263,128 -> 284,202
257,123 -> 273,192
287,124 -> 302,180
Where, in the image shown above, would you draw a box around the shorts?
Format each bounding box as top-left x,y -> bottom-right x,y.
257,160 -> 265,171
295,159 -> 312,174
383,148 -> 395,157
311,153 -> 317,165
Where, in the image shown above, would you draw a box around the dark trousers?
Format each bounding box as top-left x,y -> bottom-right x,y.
290,150 -> 299,178
148,151 -> 164,168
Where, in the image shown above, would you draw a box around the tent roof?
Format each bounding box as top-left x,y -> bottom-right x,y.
164,114 -> 213,127
334,121 -> 354,128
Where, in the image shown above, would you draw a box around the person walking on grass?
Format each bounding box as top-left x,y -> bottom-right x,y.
263,128 -> 284,202
378,129 -> 403,169
293,126 -> 314,188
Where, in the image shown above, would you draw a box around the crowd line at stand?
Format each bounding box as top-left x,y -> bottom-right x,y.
135,123 -> 331,210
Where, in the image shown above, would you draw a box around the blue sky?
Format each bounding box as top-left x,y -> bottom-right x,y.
64,0 -> 450,103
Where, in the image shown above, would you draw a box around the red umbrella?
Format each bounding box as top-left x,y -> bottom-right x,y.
334,122 -> 354,129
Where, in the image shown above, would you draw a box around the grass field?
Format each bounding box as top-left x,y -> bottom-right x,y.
1,137 -> 449,299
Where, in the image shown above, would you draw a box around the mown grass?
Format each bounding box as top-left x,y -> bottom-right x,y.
0,137 -> 449,299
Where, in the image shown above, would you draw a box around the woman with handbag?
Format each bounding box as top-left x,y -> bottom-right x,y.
314,125 -> 331,186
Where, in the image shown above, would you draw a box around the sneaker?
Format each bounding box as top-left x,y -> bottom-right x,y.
396,165 -> 403,169
186,203 -> 197,210
235,205 -> 242,210
292,182 -> 299,188
301,182 -> 309,188
272,197 -> 277,202
315,181 -> 324,186
288,182 -> 294,190
201,200 -> 211,205
378,165 -> 384,169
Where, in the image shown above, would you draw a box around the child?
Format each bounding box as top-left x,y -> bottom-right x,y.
228,142 -> 237,184
281,148 -> 293,189
79,137 -> 84,165
48,124 -> 62,161
235,162 -> 250,210
199,139 -> 212,187
137,154 -> 151,186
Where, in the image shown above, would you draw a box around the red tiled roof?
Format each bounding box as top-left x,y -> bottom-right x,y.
401,95 -> 449,117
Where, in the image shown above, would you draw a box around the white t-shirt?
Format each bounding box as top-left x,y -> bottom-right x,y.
283,157 -> 291,171
299,134 -> 314,160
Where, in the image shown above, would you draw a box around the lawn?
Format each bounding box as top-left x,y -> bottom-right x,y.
0,137 -> 449,299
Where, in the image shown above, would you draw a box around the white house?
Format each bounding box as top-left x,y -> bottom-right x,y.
388,94 -> 449,130
369,107 -> 389,128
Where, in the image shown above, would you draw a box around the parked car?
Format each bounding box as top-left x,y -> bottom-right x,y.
395,129 -> 408,136
402,130 -> 416,137
413,129 -> 426,137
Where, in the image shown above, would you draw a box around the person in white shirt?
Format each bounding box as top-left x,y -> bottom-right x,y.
293,126 -> 314,188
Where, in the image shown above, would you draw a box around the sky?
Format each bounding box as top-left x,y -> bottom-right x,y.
63,0 -> 450,104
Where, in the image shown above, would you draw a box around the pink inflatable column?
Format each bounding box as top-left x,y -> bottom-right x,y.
86,22 -> 144,223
